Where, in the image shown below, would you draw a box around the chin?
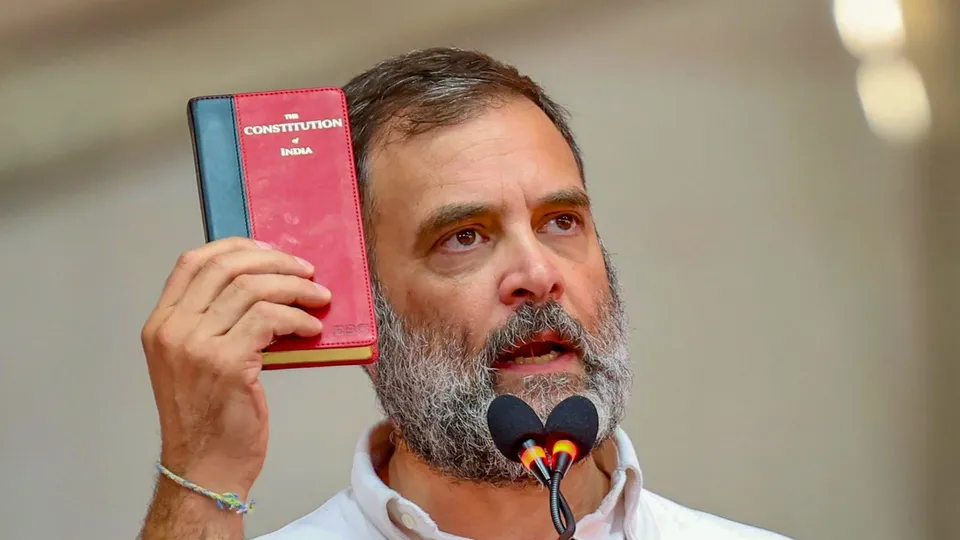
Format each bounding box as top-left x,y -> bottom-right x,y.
494,372 -> 589,419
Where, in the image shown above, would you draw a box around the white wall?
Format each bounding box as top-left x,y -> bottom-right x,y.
0,2 -> 932,539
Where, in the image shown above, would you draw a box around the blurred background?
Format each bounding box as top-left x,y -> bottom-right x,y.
0,0 -> 957,539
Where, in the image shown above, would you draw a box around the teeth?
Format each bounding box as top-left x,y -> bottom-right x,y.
510,350 -> 560,365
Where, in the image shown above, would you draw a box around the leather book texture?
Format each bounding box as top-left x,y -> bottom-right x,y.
187,87 -> 378,369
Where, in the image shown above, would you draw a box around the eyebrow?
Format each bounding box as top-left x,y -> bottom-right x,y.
416,202 -> 496,243
536,187 -> 592,210
415,187 -> 592,243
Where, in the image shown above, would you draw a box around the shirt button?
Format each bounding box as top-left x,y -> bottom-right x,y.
400,513 -> 417,530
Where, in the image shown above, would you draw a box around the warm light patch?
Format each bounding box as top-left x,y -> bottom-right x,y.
520,446 -> 547,470
856,56 -> 931,143
832,0 -> 906,58
551,439 -> 578,462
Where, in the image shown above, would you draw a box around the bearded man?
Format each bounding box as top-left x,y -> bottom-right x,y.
137,48 -> 791,540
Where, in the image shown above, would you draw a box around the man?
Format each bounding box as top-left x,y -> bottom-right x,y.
137,48 -> 791,539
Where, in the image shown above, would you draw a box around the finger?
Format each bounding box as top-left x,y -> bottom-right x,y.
223,301 -> 323,356
199,274 -> 332,336
155,237 -> 267,311
176,247 -> 315,314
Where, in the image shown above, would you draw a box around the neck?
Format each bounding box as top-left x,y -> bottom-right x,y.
384,440 -> 610,540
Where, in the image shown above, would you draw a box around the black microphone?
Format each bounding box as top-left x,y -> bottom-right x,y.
486,394 -> 578,540
542,395 -> 600,540
486,394 -> 551,486
544,395 -> 600,477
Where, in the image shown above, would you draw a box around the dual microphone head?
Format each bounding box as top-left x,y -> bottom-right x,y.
487,394 -> 599,539
486,393 -> 600,483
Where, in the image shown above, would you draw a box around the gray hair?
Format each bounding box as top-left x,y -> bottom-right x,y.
341,47 -> 586,248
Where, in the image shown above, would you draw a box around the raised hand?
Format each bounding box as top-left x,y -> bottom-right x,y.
138,237 -> 330,539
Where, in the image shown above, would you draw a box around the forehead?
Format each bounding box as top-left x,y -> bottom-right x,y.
366,98 -> 583,221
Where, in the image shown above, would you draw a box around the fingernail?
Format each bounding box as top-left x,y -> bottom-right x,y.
254,240 -> 272,249
295,256 -> 314,270
314,283 -> 331,299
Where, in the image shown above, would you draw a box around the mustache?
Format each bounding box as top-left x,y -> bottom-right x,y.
476,300 -> 589,366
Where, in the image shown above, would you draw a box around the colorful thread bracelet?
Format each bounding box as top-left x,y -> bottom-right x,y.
155,463 -> 256,515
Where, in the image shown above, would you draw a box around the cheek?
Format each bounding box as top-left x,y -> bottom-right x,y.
403,276 -> 495,333
564,261 -> 611,328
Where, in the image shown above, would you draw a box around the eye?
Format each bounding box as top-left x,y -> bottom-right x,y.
540,213 -> 581,235
438,227 -> 488,252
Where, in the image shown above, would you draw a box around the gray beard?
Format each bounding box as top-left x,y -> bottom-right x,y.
367,245 -> 633,487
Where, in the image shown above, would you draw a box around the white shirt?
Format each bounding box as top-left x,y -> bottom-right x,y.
255,421 -> 792,539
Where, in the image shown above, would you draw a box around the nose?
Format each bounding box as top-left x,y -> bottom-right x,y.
497,235 -> 566,307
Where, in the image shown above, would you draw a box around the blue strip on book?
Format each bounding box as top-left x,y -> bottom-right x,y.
189,96 -> 251,241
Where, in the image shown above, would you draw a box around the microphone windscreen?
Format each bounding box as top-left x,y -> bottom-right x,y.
544,395 -> 600,461
486,394 -> 545,462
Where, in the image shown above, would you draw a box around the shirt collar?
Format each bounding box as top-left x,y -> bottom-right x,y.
349,420 -> 646,539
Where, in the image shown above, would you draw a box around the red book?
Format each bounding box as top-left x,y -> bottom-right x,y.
186,87 -> 378,369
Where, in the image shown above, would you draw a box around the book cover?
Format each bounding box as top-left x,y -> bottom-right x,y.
187,87 -> 378,369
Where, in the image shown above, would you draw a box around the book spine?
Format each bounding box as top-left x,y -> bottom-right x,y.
187,96 -> 251,242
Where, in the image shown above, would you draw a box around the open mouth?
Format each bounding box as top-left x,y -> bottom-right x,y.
493,332 -> 577,367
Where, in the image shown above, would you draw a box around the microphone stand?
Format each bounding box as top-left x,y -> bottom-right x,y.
549,473 -> 576,540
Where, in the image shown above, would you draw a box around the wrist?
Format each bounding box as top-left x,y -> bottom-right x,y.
157,459 -> 256,501
155,470 -> 248,513
143,471 -> 247,540
159,450 -> 259,498
155,461 -> 256,518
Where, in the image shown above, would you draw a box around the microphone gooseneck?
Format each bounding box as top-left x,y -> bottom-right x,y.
550,475 -> 577,540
